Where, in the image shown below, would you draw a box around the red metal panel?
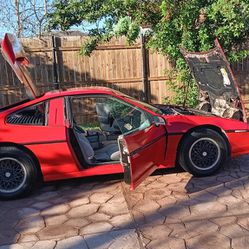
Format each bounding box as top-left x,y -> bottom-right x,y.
122,124 -> 167,189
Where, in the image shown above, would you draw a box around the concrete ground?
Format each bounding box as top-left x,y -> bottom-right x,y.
1,155 -> 249,249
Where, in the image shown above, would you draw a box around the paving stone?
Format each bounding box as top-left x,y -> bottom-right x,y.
232,236 -> 249,249
100,201 -> 129,216
17,208 -> 40,218
68,203 -> 99,218
134,199 -> 160,213
108,229 -> 140,249
167,182 -> 188,193
211,216 -> 237,226
89,192 -> 113,203
131,210 -> 146,226
123,192 -> 144,208
167,223 -> 187,239
217,195 -> 239,204
184,220 -> 218,236
0,215 -> 19,229
56,236 -> 88,249
189,191 -> 217,202
0,244 -> 25,249
227,202 -> 249,215
145,180 -> 168,189
18,234 -> 38,243
88,213 -> 111,222
15,216 -> 45,234
80,222 -> 113,234
143,212 -> 166,226
206,186 -> 232,197
63,218 -> 90,228
190,201 -> 226,217
219,224 -> 249,238
32,202 -> 51,210
41,204 -> 69,216
236,189 -> 249,200
157,174 -> 183,184
156,196 -> 177,206
68,197 -> 90,207
35,192 -> 59,201
0,229 -> 20,245
186,233 -> 230,249
146,237 -> 185,249
37,225 -> 78,240
141,225 -> 172,240
84,229 -> 140,249
91,183 -> 120,193
237,217 -> 249,230
84,232 -> 113,249
44,214 -> 68,226
32,240 -> 56,249
107,193 -> 126,204
50,197 -> 69,205
110,214 -> 134,229
19,242 -> 36,248
144,189 -> 171,200
159,205 -> 190,222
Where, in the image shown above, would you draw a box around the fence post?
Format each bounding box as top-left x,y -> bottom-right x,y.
140,33 -> 150,102
52,35 -> 60,89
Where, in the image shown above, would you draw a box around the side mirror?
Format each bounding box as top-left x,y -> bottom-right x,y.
153,116 -> 166,127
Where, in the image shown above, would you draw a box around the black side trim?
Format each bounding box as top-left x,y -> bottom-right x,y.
22,140 -> 66,146
129,133 -> 167,157
225,129 -> 249,133
168,132 -> 184,136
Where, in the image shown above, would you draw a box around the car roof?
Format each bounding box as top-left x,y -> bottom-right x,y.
42,86 -> 122,99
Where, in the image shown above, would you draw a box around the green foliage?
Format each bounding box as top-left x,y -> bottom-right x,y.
49,0 -> 249,107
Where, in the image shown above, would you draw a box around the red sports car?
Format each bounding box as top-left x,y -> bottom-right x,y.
1,34 -> 249,199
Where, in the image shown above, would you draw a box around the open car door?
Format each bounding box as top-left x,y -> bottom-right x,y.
118,117 -> 167,190
1,33 -> 39,99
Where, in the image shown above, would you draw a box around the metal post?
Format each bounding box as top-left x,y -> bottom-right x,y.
52,35 -> 59,90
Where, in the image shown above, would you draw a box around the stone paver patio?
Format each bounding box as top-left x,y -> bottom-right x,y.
1,155 -> 249,248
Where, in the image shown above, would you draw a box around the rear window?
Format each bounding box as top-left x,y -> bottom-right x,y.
6,101 -> 49,126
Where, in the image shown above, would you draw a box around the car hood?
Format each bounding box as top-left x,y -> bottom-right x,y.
1,33 -> 39,99
181,39 -> 247,122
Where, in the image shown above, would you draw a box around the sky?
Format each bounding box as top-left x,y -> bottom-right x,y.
0,0 -> 102,39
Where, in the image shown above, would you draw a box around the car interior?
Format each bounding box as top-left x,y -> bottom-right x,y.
68,95 -> 150,168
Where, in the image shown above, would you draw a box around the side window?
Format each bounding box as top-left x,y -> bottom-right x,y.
7,101 -> 48,126
103,97 -> 152,134
70,96 -> 101,131
70,95 -> 152,134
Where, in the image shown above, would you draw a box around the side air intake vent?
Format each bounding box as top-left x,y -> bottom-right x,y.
7,113 -> 45,125
6,101 -> 47,126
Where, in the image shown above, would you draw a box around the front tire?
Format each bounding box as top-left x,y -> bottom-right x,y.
178,129 -> 228,176
0,147 -> 38,199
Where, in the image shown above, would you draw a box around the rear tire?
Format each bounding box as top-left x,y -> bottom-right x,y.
0,147 -> 38,200
178,129 -> 228,176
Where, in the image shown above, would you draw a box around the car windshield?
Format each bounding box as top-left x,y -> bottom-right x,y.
124,96 -> 163,115
104,89 -> 163,114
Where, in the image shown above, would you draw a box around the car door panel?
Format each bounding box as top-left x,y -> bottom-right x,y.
119,123 -> 167,189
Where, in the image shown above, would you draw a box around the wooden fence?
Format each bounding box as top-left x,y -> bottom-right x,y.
0,35 -> 173,106
0,35 -> 249,112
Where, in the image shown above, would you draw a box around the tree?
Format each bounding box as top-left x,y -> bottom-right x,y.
0,0 -> 53,38
48,0 -> 249,106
